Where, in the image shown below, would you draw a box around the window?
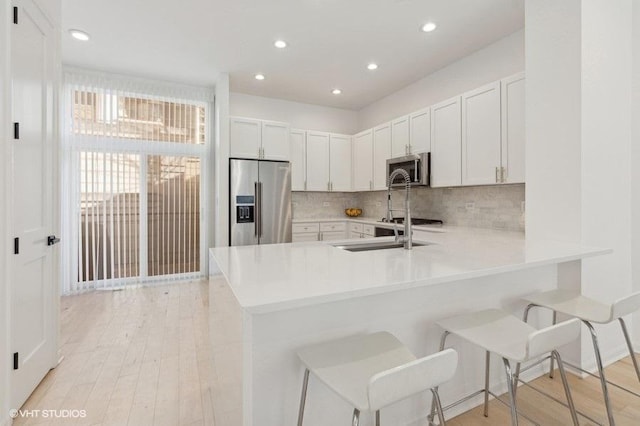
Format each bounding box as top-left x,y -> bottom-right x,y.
62,73 -> 212,294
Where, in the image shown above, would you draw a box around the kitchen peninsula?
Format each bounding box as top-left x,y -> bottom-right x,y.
208,227 -> 610,426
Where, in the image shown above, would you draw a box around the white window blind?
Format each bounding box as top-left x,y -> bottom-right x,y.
62,70 -> 213,294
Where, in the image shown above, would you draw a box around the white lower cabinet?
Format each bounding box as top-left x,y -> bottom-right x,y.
292,222 -> 320,242
348,222 -> 375,239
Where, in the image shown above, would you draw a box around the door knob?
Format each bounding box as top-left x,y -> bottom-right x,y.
47,235 -> 60,246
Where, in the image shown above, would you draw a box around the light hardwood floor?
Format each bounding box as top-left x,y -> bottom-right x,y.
14,280 -> 640,425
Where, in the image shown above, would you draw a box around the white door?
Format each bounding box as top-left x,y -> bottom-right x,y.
501,73 -> 526,183
391,116 -> 410,158
461,82 -> 501,185
352,130 -> 373,191
290,129 -> 306,191
305,132 -> 330,191
229,117 -> 261,159
373,123 -> 392,190
409,108 -> 430,154
261,120 -> 290,161
11,0 -> 58,410
430,96 -> 462,187
329,134 -> 351,191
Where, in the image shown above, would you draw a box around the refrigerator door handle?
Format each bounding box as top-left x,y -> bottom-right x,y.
254,181 -> 259,237
257,181 -> 263,238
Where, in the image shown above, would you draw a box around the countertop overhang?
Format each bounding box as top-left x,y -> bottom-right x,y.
209,227 -> 611,314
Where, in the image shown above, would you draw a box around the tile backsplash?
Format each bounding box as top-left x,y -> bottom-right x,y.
293,183 -> 525,232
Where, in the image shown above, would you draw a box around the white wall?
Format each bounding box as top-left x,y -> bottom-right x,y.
214,74 -> 230,247
357,30 -> 524,131
632,2 -> 640,346
230,92 -> 359,134
526,0 -> 634,368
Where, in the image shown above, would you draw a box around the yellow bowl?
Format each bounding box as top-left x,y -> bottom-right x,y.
345,208 -> 363,217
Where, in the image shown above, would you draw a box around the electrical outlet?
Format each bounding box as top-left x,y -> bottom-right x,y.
322,202 -> 330,207
465,202 -> 475,211
376,202 -> 382,207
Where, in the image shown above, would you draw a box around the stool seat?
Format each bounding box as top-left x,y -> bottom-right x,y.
523,289 -> 640,324
296,331 -> 458,425
297,332 -> 416,410
436,309 -> 580,362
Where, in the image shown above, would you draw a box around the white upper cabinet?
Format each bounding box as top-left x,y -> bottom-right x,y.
290,129 -> 306,191
329,134 -> 352,191
430,96 -> 462,187
352,130 -> 373,191
461,82 -> 501,186
262,120 -> 290,160
230,117 -> 261,159
373,123 -> 392,190
305,131 -> 330,191
501,73 -> 525,183
229,117 -> 290,160
409,108 -> 430,154
391,116 -> 410,158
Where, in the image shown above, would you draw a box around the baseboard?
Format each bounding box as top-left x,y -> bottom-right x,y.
405,362 -> 549,425
579,343 -> 631,377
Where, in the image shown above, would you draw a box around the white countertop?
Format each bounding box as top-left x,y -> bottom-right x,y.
209,227 -> 611,314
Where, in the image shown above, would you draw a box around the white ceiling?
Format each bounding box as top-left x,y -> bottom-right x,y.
62,0 -> 524,110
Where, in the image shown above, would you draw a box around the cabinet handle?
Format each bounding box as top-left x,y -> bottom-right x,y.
495,167 -> 499,183
501,167 -> 507,183
370,180 -> 372,190
304,180 -> 307,191
318,232 -> 322,241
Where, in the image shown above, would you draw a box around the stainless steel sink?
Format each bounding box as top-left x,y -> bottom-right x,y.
331,240 -> 428,252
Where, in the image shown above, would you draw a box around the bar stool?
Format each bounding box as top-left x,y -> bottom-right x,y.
432,309 -> 581,426
296,331 -> 458,426
522,289 -> 640,426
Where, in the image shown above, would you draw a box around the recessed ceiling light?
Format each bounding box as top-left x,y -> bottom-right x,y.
69,29 -> 90,41
274,40 -> 287,49
421,22 -> 437,33
255,74 -> 265,81
367,63 -> 378,70
332,89 -> 342,95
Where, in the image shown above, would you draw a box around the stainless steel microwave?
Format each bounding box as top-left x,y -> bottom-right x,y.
386,152 -> 430,187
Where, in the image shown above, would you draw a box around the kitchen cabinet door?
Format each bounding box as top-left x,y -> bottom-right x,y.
409,108 -> 430,154
461,82 -> 501,186
430,96 -> 462,187
320,231 -> 346,241
373,123 -> 392,190
262,120 -> 290,161
501,73 -> 525,183
305,131 -> 330,191
290,129 -> 306,191
329,134 -> 352,191
292,233 -> 320,242
391,116 -> 410,158
352,130 -> 373,191
230,117 -> 261,159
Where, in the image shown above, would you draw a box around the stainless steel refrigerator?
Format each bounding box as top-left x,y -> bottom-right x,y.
229,159 -> 292,246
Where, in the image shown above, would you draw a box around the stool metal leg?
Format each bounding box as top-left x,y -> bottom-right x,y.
375,410 -> 380,426
430,388 -> 447,426
352,408 -> 360,426
584,320 -> 616,426
297,369 -> 310,426
549,311 -> 557,379
429,331 -> 450,424
619,317 -> 640,382
502,358 -> 519,426
553,350 -> 579,426
484,351 -> 490,417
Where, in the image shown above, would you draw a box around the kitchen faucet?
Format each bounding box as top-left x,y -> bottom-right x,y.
387,169 -> 412,250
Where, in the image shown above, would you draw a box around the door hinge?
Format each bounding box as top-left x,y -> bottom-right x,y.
13,6 -> 18,24
13,122 -> 19,139
13,237 -> 19,254
13,352 -> 18,370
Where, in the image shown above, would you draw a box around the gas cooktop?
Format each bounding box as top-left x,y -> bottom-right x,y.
380,217 -> 443,226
